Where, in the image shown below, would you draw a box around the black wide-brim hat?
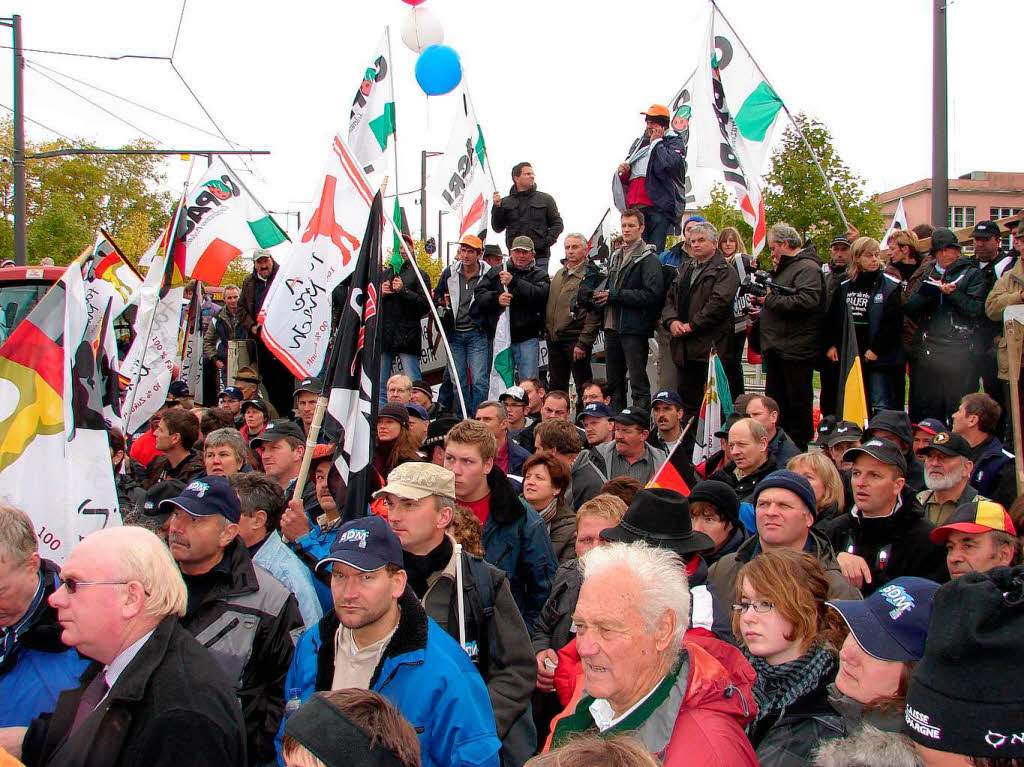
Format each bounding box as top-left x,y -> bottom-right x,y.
601,487 -> 715,556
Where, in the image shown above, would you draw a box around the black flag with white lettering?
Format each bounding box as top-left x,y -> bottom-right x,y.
324,192 -> 383,520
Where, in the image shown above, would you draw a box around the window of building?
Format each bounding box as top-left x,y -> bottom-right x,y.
949,206 -> 976,230
990,207 -> 1021,250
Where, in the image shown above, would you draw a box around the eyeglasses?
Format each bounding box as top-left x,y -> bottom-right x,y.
59,577 -> 131,594
732,600 -> 775,615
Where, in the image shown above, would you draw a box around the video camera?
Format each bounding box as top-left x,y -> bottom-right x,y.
738,269 -> 797,298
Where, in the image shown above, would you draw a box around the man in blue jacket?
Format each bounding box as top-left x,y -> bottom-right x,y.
0,504 -> 89,727
281,516 -> 501,767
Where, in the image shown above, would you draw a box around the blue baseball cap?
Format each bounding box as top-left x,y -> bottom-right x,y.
912,418 -> 946,437
159,476 -> 241,524
218,386 -> 244,401
317,516 -> 404,573
405,402 -> 429,421
652,390 -> 683,407
577,402 -> 612,424
827,577 -> 941,662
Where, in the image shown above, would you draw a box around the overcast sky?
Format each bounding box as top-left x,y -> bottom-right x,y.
6,0 -> 1022,267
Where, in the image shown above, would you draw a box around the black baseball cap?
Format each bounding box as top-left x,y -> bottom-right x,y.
652,390 -> 683,407
317,515 -> 404,573
831,235 -> 852,248
294,376 -> 322,396
168,380 -> 191,397
918,431 -> 972,459
971,220 -> 1000,239
913,418 -> 947,437
823,421 -> 863,448
610,408 -> 649,429
218,386 -> 244,401
159,476 -> 241,524
249,419 -> 305,448
240,399 -> 269,417
140,479 -> 186,519
843,437 -> 908,476
930,227 -> 962,253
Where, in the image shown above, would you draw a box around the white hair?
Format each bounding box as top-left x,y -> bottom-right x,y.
90,526 -> 187,618
689,222 -> 719,243
581,541 -> 690,647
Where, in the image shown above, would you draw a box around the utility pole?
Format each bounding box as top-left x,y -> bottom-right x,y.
420,150 -> 442,241
1,15 -> 26,265
931,0 -> 948,228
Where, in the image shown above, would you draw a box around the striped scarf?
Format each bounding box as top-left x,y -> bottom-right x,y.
745,643 -> 836,732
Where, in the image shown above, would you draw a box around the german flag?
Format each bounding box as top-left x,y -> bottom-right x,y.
838,304 -> 869,428
156,197 -> 189,297
0,284 -> 65,472
647,439 -> 696,496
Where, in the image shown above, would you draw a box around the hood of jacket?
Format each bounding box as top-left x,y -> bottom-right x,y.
814,722 -> 923,767
681,635 -> 757,725
734,526 -> 840,568
486,465 -> 527,526
775,246 -> 821,275
7,559 -> 68,658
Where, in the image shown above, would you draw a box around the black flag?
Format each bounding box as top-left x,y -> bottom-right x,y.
325,192 -> 383,520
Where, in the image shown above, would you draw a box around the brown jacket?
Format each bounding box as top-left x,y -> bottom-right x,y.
661,250 -> 739,364
984,257 -> 1024,380
545,261 -> 601,348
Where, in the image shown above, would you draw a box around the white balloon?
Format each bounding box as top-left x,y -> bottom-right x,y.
400,7 -> 444,53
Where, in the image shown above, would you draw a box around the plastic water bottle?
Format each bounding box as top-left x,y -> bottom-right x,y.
284,688 -> 302,719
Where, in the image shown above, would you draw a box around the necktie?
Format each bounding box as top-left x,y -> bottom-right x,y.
70,672 -> 109,732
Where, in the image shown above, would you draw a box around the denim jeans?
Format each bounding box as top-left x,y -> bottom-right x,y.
445,329 -> 489,416
379,351 -> 422,404
639,206 -> 672,253
511,338 -> 540,382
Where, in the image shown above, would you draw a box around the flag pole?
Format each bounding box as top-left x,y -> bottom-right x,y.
455,542 -> 467,651
708,0 -> 849,230
122,159 -> 193,428
388,209 -> 469,418
645,417 -> 696,489
385,26 -> 400,198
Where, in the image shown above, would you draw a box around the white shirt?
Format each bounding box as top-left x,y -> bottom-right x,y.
102,629 -> 156,699
589,678 -> 663,732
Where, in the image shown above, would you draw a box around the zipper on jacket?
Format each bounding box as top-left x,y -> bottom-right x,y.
203,617 -> 240,648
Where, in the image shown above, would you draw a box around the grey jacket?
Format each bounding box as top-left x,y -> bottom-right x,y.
252,531 -> 324,630
707,529 -> 862,606
532,560 -> 582,655
568,450 -> 607,512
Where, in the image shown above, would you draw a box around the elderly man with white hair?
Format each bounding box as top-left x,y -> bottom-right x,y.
0,526 -> 246,767
548,541 -> 758,766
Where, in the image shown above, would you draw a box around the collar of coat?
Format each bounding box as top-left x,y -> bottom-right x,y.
315,587 -> 429,693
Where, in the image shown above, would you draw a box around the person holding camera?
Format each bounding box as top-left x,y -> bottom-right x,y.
750,223 -> 826,448
661,222 -> 739,436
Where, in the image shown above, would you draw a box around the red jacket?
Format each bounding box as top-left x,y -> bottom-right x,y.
547,636 -> 758,766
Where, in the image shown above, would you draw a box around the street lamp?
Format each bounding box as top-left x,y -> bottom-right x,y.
421,150 -> 443,241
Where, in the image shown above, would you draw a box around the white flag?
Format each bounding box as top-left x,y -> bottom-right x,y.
259,135 -> 377,379
178,287 -> 204,400
880,198 -> 908,250
0,260 -> 120,564
487,259 -> 514,401
693,353 -> 733,467
434,82 -> 495,242
348,32 -> 396,186
181,159 -> 288,285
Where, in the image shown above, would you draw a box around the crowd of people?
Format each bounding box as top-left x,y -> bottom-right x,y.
2,116 -> 1024,767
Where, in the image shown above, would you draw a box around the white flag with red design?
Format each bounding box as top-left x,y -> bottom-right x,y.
258,135 -> 377,379
433,82 -> 494,242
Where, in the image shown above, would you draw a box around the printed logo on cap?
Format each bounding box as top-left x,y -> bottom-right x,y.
622,409 -> 632,415
836,426 -> 849,433
186,480 -> 209,498
657,391 -> 669,398
878,583 -> 916,620
339,528 -> 369,549
934,432 -> 949,444
864,439 -> 884,448
906,706 -> 941,740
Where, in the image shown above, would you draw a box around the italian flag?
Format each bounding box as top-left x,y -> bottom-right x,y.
183,158 -> 288,285
487,260 -> 514,400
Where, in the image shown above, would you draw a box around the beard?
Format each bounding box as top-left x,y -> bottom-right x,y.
925,463 -> 966,491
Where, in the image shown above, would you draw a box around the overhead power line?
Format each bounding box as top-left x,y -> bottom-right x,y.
0,44 -> 169,61
0,101 -> 78,144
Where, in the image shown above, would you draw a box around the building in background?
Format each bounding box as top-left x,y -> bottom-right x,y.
877,171 -> 1024,250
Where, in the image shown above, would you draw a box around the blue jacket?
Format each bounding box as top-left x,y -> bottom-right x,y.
481,466 -> 557,635
505,434 -> 530,478
0,559 -> 90,727
289,518 -> 343,615
280,589 -> 501,767
253,530 -> 324,629
969,434 -> 1016,508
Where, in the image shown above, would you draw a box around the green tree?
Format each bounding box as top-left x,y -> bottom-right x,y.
0,119 -> 173,265
697,183 -> 754,246
762,113 -> 884,256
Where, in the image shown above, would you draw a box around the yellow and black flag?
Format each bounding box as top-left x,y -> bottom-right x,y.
838,304 -> 869,428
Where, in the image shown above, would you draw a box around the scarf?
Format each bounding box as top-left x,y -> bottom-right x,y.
746,642 -> 836,732
403,536 -> 454,599
536,498 -> 559,524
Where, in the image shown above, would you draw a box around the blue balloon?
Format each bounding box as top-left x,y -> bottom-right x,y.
415,45 -> 462,96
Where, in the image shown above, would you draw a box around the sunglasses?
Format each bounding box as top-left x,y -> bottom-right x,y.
59,577 -> 150,596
